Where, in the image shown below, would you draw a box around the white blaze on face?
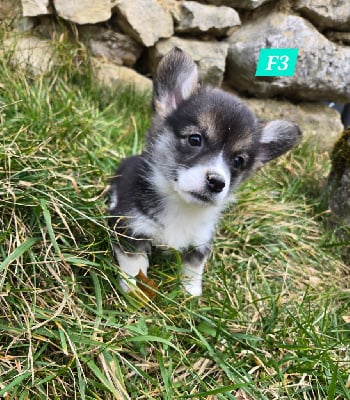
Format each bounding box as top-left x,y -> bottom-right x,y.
174,152 -> 230,205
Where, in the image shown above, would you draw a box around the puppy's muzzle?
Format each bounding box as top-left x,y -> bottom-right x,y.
207,173 -> 226,193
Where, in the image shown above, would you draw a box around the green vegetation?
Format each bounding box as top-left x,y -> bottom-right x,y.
0,35 -> 349,399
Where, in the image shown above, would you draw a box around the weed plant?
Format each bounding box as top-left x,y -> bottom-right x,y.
0,33 -> 349,399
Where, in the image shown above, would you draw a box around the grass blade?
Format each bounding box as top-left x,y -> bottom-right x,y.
0,237 -> 38,272
0,372 -> 32,397
40,198 -> 61,256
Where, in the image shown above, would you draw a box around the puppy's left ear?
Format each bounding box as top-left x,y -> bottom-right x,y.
152,47 -> 198,118
254,120 -> 302,169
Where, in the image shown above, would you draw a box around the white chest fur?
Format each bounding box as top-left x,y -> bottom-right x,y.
130,194 -> 222,250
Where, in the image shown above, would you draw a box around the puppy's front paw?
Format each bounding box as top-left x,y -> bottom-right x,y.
183,280 -> 202,297
119,276 -> 137,293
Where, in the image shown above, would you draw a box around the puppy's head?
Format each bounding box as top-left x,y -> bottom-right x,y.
147,47 -> 301,207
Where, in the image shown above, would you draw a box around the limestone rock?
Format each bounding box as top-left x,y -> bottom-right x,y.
3,35 -> 55,75
53,0 -> 111,24
241,96 -> 343,152
294,0 -> 350,30
114,0 -> 173,47
203,0 -> 273,10
21,0 -> 50,16
79,26 -> 142,67
93,59 -> 152,93
328,128 -> 350,226
174,1 -> 240,37
149,37 -> 229,86
160,0 -> 181,19
226,12 -> 350,103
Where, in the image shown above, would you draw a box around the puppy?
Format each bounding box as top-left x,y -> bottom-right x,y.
108,47 -> 301,296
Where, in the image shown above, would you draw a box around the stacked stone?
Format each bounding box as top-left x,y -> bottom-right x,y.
10,0 -> 350,104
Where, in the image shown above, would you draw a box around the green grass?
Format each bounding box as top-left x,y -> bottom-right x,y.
1,33 -> 349,400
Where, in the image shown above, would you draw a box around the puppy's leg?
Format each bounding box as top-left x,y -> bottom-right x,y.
181,246 -> 210,296
112,241 -> 150,293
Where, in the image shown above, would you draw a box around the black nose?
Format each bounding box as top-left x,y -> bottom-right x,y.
207,174 -> 225,193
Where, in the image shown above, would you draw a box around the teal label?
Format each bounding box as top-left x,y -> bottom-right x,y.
255,48 -> 299,77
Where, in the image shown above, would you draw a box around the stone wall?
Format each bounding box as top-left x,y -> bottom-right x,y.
2,0 -> 350,149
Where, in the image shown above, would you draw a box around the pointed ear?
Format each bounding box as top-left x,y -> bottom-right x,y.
254,120 -> 302,169
152,47 -> 199,118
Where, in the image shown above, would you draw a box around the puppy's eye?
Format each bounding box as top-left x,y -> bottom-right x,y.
232,155 -> 245,170
188,134 -> 202,147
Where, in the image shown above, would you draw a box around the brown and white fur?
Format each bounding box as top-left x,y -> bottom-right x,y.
108,47 -> 301,296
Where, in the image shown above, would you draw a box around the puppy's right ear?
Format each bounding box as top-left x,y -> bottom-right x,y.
152,47 -> 198,118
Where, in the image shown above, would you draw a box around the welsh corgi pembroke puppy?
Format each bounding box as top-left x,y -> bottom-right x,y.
108,47 -> 301,296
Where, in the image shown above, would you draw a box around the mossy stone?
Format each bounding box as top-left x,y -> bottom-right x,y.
330,127 -> 350,181
328,127 -> 350,227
